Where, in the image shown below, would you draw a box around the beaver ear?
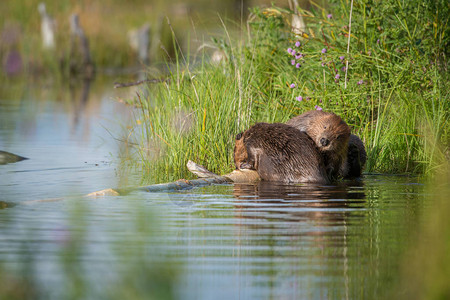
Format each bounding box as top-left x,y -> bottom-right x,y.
236,132 -> 243,140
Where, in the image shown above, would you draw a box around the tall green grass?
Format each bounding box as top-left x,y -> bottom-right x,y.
129,0 -> 448,183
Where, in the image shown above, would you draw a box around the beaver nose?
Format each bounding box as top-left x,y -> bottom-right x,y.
320,138 -> 330,147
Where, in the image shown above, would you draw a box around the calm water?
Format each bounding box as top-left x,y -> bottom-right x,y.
0,79 -> 433,299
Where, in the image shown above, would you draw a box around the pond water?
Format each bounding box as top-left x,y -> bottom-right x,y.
0,78 -> 437,299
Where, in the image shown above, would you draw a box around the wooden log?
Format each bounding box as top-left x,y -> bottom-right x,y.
87,177 -> 230,197
87,160 -> 260,197
17,161 -> 260,205
0,150 -> 28,165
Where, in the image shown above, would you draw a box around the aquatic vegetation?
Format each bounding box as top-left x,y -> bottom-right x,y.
124,0 -> 449,183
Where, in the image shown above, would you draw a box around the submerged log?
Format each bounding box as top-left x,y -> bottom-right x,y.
87,160 -> 260,197
0,150 -> 28,165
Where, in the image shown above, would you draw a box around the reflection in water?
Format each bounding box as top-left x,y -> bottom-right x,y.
159,181 -> 353,299
0,172 -> 430,299
228,181 -> 366,299
69,78 -> 92,132
162,177 -> 423,300
233,181 -> 365,224
0,77 -> 137,202
234,180 -> 365,202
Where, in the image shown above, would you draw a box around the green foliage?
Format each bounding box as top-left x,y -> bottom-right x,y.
0,0 -> 246,76
131,0 -> 448,182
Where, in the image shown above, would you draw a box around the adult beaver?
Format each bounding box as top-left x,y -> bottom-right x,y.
234,122 -> 329,184
286,110 -> 366,178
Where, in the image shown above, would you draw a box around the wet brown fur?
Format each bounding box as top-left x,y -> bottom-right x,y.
234,123 -> 329,184
286,110 -> 352,179
346,134 -> 367,177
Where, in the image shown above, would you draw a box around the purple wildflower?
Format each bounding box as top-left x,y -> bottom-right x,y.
287,48 -> 293,54
327,14 -> 332,19
321,62 -> 326,67
295,41 -> 301,47
341,66 -> 347,72
290,83 -> 296,88
377,39 -> 380,44
335,74 -> 340,80
291,50 -> 296,56
296,96 -> 303,102
296,63 -> 301,68
291,59 -> 296,65
321,48 -> 327,54
295,53 -> 302,59
339,56 -> 345,60
306,97 -> 311,101
357,80 -> 364,85
315,105 -> 323,111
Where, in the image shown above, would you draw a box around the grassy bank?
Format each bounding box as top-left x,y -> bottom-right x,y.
127,0 -> 448,183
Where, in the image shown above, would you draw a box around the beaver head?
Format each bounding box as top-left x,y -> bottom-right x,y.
234,132 -> 253,170
306,112 -> 351,155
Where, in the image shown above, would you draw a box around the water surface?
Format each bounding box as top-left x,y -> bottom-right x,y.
0,79 -> 434,299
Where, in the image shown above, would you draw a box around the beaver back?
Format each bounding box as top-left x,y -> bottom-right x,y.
234,123 -> 329,184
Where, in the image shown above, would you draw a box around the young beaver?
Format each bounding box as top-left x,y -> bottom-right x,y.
234,122 -> 329,184
286,110 -> 352,179
346,134 -> 367,177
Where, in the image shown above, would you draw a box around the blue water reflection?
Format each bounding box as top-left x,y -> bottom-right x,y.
0,79 -> 136,201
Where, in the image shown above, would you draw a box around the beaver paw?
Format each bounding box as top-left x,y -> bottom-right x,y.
239,162 -> 253,170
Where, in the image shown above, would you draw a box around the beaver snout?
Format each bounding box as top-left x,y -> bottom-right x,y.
320,137 -> 330,147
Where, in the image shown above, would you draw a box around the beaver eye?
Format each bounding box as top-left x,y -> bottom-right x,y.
324,126 -> 327,129
236,132 -> 243,140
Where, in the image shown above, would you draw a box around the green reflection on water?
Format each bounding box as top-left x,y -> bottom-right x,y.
393,172 -> 450,300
